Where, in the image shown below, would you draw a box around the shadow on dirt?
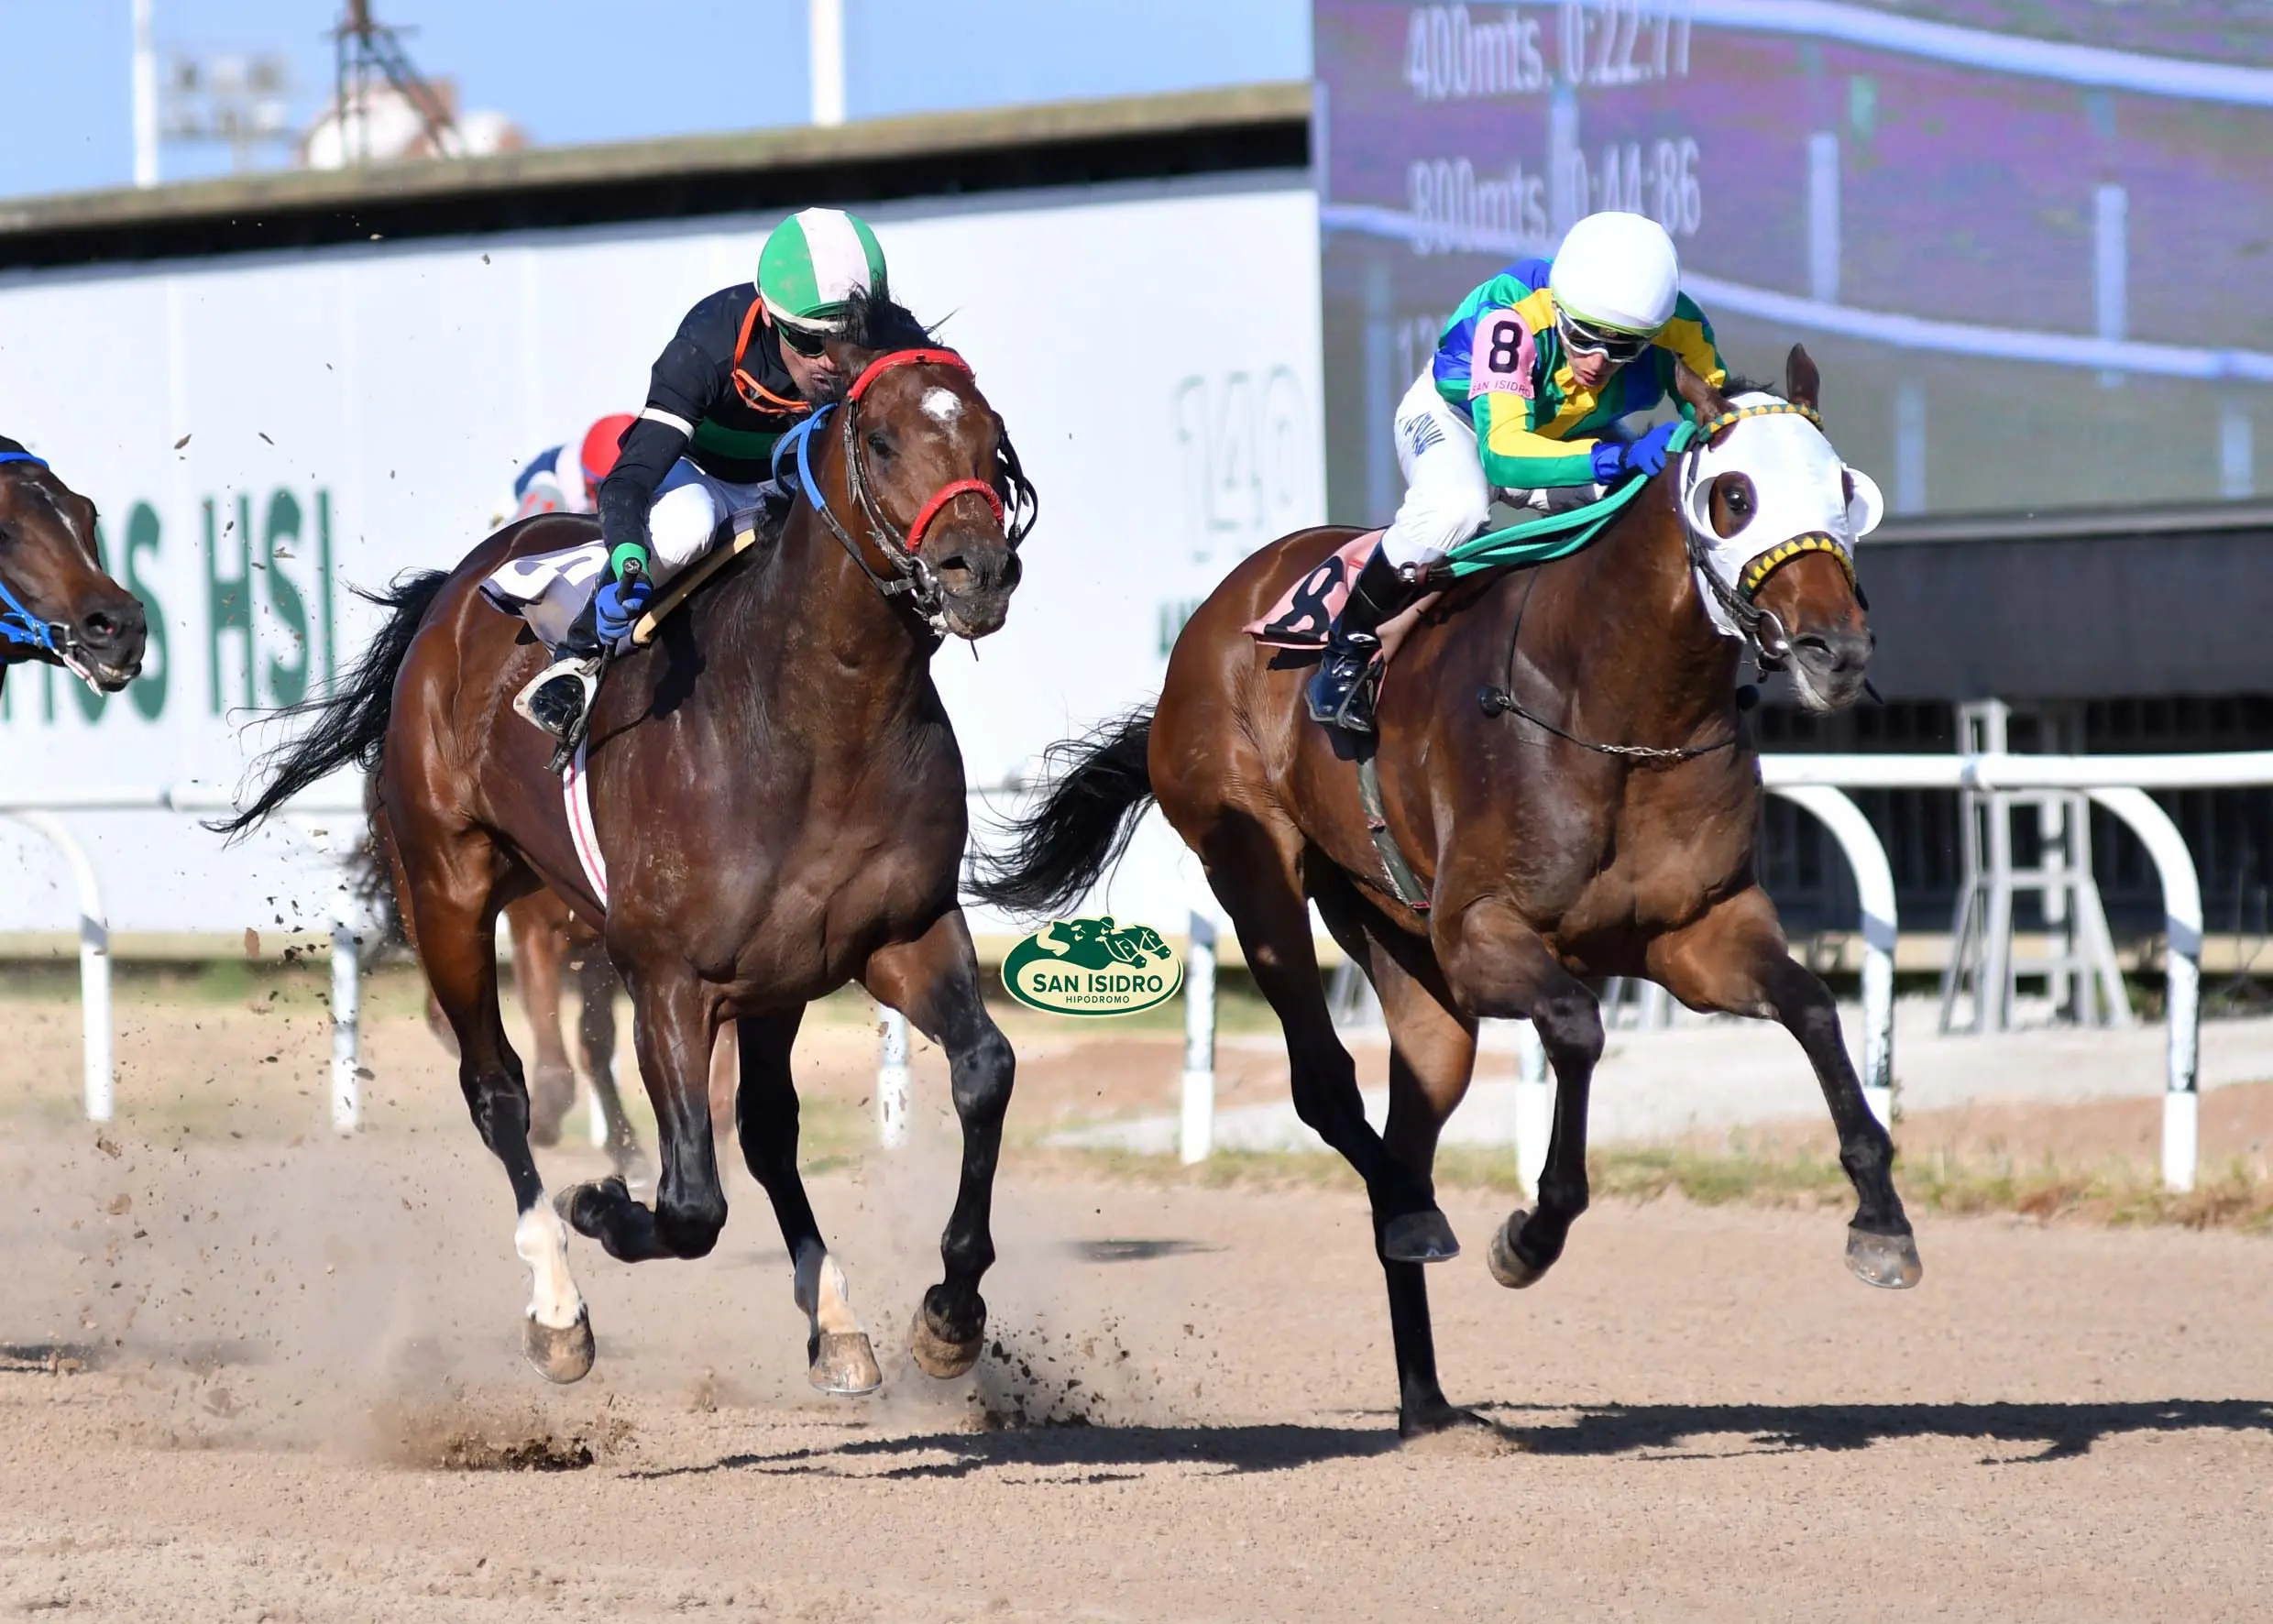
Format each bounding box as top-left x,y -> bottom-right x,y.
635,1398 -> 2273,1480
631,1421 -> 1408,1481
1502,1398 -> 2273,1464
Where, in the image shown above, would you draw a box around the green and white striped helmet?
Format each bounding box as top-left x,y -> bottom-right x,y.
756,207 -> 888,335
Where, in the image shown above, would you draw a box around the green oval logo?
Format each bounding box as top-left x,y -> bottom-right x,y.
1001,916 -> 1184,1016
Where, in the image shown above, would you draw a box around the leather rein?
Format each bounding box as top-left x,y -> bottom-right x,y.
1477,401 -> 1839,764
777,347 -> 1039,634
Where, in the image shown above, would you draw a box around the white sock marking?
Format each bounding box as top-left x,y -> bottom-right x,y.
793,1240 -> 864,1337
515,1196 -> 585,1330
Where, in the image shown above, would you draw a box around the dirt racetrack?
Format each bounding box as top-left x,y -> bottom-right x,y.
3,982 -> 2272,1620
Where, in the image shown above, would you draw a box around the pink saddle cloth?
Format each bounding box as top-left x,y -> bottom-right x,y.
1243,529 -> 1439,679
1244,531 -> 1381,648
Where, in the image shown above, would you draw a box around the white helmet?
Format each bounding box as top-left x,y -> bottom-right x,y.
1549,212 -> 1683,336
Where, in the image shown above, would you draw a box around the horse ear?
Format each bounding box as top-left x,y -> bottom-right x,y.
1785,344 -> 1821,411
1673,360 -> 1728,427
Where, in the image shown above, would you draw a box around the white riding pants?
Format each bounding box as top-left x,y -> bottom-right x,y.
1378,369 -> 1598,572
645,458 -> 775,585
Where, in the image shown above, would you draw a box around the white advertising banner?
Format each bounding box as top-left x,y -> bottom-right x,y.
0,174 -> 1323,942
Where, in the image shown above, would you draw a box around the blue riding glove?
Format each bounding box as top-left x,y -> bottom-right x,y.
592,575 -> 653,644
1589,420 -> 1683,485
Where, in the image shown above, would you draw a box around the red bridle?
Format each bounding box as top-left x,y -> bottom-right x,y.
845,348 -> 1005,549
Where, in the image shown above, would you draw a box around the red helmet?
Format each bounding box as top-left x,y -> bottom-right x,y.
578,412 -> 637,495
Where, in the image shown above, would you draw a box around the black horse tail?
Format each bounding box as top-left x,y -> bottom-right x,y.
208,570 -> 449,839
968,706 -> 1156,919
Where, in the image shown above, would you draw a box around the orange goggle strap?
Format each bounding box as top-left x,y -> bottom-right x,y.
1738,531 -> 1855,599
730,296 -> 815,417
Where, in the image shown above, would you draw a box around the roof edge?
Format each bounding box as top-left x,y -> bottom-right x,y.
1872,497 -> 2273,545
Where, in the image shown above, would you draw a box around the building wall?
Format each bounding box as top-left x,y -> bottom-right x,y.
0,174 -> 1325,937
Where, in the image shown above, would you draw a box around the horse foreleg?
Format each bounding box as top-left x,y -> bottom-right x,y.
560,964 -> 728,1263
1438,899 -> 1605,1289
1649,885 -> 1921,1288
732,1009 -> 882,1395
864,908 -> 1013,1380
405,835 -> 592,1384
572,950 -> 650,1193
507,900 -> 577,1147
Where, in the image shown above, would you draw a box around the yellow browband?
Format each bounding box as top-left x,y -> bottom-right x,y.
1697,400 -> 1823,440
1739,531 -> 1854,598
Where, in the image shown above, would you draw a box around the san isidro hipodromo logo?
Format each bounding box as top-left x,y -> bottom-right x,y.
1001,916 -> 1185,1016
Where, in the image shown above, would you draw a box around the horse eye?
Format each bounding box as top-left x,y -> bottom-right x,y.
1728,487 -> 1749,510
866,431 -> 894,458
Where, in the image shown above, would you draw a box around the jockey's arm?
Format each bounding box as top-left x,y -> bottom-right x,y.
1653,293 -> 1729,417
1476,390 -> 1598,490
595,320 -> 724,576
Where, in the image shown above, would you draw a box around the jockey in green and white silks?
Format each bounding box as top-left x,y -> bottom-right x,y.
1308,210 -> 1732,734
523,207 -> 890,739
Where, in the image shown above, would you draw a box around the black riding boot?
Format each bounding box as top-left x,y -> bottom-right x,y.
523,598 -> 604,739
1305,547 -> 1422,733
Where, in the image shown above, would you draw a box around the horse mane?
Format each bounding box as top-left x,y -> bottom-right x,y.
815,282 -> 946,402
0,436 -> 27,457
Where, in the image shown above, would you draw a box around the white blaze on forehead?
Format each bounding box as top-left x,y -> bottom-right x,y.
920,387 -> 963,425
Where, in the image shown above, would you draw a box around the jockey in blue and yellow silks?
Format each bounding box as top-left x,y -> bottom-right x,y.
1309,210 -> 1731,732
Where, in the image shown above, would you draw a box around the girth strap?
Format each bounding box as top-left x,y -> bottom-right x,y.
1356,752 -> 1431,915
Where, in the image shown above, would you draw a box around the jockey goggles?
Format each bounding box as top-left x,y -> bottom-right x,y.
773,316 -> 833,357
1555,309 -> 1657,366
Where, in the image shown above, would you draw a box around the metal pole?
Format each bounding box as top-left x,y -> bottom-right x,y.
6,814 -> 114,1123
327,826 -> 361,1135
876,1004 -> 909,1148
2087,789 -> 2202,1192
1180,908 -> 1217,1164
808,0 -> 846,126
132,0 -> 159,188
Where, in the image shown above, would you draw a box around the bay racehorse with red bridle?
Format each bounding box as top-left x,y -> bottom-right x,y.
976,349 -> 1917,1435
223,290 -> 1032,1393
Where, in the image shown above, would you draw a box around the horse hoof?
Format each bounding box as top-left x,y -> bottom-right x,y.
910,1293 -> 985,1380
523,1308 -> 595,1384
555,1177 -> 627,1238
1487,1212 -> 1546,1289
1380,1209 -> 1460,1264
1845,1226 -> 1923,1289
808,1332 -> 884,1396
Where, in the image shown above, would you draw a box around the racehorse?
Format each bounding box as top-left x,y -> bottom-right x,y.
975,350 -> 1916,1434
221,288 -> 1030,1392
0,440 -> 147,698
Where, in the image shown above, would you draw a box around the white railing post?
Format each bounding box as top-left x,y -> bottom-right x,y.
1180,907 -> 1217,1164
1769,784 -> 1899,1128
2087,788 -> 2202,1192
326,823 -> 362,1135
876,1004 -> 910,1148
1513,1019 -> 1551,1197
5,812 -> 114,1123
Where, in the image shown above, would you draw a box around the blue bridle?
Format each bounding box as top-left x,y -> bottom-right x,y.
0,449 -> 64,655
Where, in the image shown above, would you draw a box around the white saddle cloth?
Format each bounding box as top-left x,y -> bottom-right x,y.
479,541 -> 609,650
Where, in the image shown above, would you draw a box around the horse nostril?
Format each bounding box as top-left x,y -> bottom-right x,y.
84,613 -> 119,641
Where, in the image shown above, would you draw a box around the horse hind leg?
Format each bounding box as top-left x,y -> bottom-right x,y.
1322,883 -> 1494,1438
404,828 -> 593,1383
1648,887 -> 1920,1288
736,1010 -> 882,1395
572,947 -> 651,1193
507,898 -> 578,1147
864,909 -> 1014,1381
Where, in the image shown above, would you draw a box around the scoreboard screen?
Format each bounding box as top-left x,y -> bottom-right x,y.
1316,1 -> 2273,521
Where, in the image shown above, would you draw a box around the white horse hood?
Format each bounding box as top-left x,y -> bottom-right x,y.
1681,391 -> 1884,639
